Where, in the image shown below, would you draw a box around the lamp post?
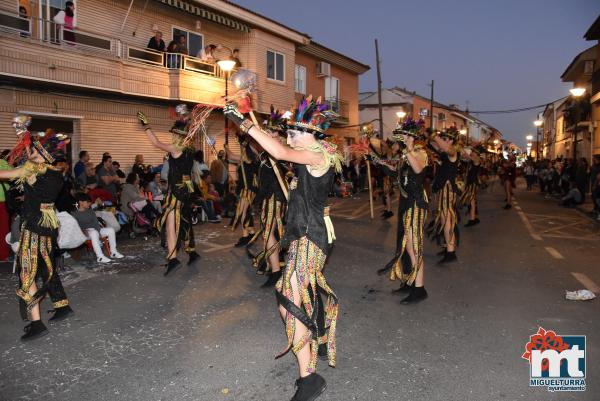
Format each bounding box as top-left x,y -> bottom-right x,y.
568,87 -> 586,161
217,58 -> 236,145
533,119 -> 542,161
459,128 -> 468,145
396,110 -> 407,120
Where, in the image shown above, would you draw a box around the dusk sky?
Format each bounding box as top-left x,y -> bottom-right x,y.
234,0 -> 600,146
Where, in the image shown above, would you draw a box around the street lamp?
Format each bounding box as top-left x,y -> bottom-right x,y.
396,110 -> 407,120
567,87 -> 587,160
459,128 -> 468,145
217,58 -> 237,144
569,87 -> 586,97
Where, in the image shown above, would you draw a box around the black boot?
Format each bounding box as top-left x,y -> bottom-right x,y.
438,251 -> 457,265
261,270 -> 281,288
21,320 -> 48,341
318,343 -> 328,361
49,305 -> 74,322
291,373 -> 327,401
400,286 -> 428,304
503,203 -> 512,210
474,218 -> 480,224
234,235 -> 251,247
391,283 -> 413,295
464,219 -> 477,227
187,251 -> 200,265
436,248 -> 447,256
164,258 -> 181,276
382,210 -> 394,220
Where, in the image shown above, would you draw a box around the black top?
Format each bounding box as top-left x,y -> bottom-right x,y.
256,154 -> 286,203
399,160 -> 428,210
465,161 -> 481,186
168,150 -> 194,199
236,160 -> 258,193
432,153 -> 459,193
283,164 -> 335,254
147,37 -> 165,52
22,169 -> 63,237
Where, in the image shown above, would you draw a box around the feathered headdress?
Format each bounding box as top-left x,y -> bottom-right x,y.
392,117 -> 425,139
7,115 -> 68,165
286,95 -> 338,140
264,105 -> 288,133
439,126 -> 459,141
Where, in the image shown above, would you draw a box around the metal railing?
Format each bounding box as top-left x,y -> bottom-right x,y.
325,98 -> 349,121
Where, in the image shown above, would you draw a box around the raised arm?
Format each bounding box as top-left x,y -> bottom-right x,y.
0,166 -> 23,180
224,105 -> 324,167
137,112 -> 182,158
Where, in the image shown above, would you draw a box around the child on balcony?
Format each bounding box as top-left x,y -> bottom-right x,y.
71,193 -> 124,263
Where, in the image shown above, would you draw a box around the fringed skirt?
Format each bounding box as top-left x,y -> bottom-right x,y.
232,188 -> 256,230
275,236 -> 338,374
386,203 -> 427,285
427,181 -> 459,248
246,195 -> 286,271
156,192 -> 194,259
459,183 -> 479,208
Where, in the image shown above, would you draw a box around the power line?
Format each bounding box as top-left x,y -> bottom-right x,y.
468,96 -> 568,115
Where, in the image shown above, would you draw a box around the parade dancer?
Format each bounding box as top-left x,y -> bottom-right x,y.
427,127 -> 460,264
246,108 -> 288,286
377,119 -> 429,303
230,139 -> 258,247
137,106 -> 200,276
460,146 -> 482,226
0,115 -> 73,340
224,96 -> 341,401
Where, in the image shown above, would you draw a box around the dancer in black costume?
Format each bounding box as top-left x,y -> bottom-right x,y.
461,146 -> 483,227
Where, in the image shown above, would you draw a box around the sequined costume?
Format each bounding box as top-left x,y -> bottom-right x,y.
383,149 -> 429,284
246,153 -> 287,271
231,144 -> 258,231
276,162 -> 339,373
460,160 -> 481,208
156,149 -> 195,258
427,152 -> 460,247
15,162 -> 70,315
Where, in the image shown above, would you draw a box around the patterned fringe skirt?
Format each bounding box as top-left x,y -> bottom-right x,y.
386,204 -> 427,285
459,183 -> 479,208
156,193 -> 194,259
232,188 -> 256,230
275,236 -> 338,374
427,181 -> 459,248
246,195 -> 286,271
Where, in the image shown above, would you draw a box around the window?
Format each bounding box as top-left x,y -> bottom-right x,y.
172,27 -> 203,57
267,50 -> 285,81
294,64 -> 306,94
324,76 -> 339,101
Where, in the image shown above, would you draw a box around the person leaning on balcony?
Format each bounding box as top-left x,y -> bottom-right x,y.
198,44 -> 216,63
147,31 -> 165,52
53,1 -> 76,43
166,40 -> 179,68
232,48 -> 242,68
177,35 -> 188,56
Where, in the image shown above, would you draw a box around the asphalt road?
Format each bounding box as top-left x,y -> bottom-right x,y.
0,179 -> 598,401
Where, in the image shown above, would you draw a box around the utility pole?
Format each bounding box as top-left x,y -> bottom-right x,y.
429,80 -> 434,131
375,39 -> 384,139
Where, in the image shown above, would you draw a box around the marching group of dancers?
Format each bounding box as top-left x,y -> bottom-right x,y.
1,93 -> 487,401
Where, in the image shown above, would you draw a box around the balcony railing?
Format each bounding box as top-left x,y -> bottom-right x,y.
325,98 -> 349,123
0,10 -> 226,79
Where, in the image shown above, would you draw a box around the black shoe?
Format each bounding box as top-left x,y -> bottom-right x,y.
438,251 -> 457,265
21,320 -> 48,342
400,286 -> 428,304
474,218 -> 480,224
503,204 -> 512,210
49,305 -> 74,322
187,251 -> 200,265
436,248 -> 447,256
164,258 -> 181,276
464,219 -> 477,227
234,236 -> 251,247
392,283 -> 413,295
382,211 -> 394,220
318,343 -> 328,361
291,373 -> 327,401
261,270 -> 281,288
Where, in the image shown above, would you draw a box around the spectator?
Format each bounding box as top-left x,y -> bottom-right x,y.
523,161 -> 535,191
177,35 -> 188,55
191,150 -> 209,186
120,173 -> 158,221
147,31 -> 165,52
74,150 -> 89,178
196,172 -> 221,223
198,44 -> 216,62
0,151 -> 10,262
575,158 -> 589,202
131,154 -> 148,178
96,155 -> 120,198
210,149 -> 229,196
71,193 -> 123,263
208,183 -> 223,216
54,158 -> 77,213
19,6 -> 30,38
112,161 -> 126,179
591,155 -> 600,216
560,181 -> 583,208
146,172 -> 164,213
53,1 -> 76,43
232,48 -> 242,68
95,152 -> 111,173
77,162 -> 97,189
166,40 -> 179,68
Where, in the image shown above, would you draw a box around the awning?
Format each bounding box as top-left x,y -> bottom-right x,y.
155,0 -> 251,33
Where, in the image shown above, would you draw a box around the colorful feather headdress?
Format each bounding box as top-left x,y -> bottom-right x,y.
264,105 -> 289,133
392,117 -> 425,139
7,115 -> 68,165
286,95 -> 338,139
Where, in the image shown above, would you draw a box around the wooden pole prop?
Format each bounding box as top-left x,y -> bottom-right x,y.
366,157 -> 374,219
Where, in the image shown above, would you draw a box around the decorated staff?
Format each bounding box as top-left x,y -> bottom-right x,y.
224,95 -> 341,401
349,128 -> 375,219
0,115 -> 73,341
137,105 -> 200,276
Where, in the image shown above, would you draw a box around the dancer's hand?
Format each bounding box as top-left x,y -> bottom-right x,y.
137,111 -> 150,127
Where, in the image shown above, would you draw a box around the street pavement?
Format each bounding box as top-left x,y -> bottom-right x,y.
0,179 -> 599,401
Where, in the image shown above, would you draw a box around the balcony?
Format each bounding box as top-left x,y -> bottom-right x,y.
592,69 -> 600,103
325,98 -> 349,125
0,11 -> 228,105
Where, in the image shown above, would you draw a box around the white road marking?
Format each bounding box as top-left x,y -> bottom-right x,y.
544,246 -> 564,259
571,272 -> 600,293
516,209 -> 543,241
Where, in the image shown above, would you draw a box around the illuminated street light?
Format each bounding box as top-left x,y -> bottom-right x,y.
526,135 -> 533,141
493,139 -> 499,144
217,59 -> 236,72
396,110 -> 407,119
569,87 -> 586,97
533,120 -> 543,127
459,129 -> 467,135
217,58 -> 237,145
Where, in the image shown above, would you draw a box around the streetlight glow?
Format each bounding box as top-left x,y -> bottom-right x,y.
526,135 -> 533,141
396,110 -> 407,119
459,129 -> 467,135
533,120 -> 543,127
569,87 -> 586,97
217,59 -> 236,72
493,139 -> 499,144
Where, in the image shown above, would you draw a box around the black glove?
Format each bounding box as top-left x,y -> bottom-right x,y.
223,103 -> 245,126
137,111 -> 150,128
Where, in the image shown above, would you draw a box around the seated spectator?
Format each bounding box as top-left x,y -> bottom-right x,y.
561,181 -> 583,208
112,161 -> 126,179
71,193 -> 124,263
74,150 -> 89,178
192,150 -> 209,185
95,152 -> 111,173
132,154 -> 148,178
97,155 -> 120,198
54,158 -> 77,213
146,172 -> 164,213
208,183 -> 223,216
147,31 -> 165,52
77,162 -> 97,189
120,173 -> 159,221
198,44 -> 216,62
